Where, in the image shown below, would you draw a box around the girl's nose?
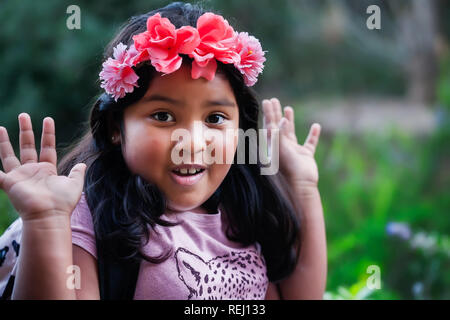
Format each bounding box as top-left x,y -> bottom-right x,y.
174,121 -> 210,161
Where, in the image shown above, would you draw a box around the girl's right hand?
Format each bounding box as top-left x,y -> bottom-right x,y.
0,113 -> 86,221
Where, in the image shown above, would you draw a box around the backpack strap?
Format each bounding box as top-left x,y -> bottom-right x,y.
0,275 -> 15,300
96,237 -> 140,300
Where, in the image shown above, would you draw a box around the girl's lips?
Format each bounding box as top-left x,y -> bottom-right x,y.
169,169 -> 206,186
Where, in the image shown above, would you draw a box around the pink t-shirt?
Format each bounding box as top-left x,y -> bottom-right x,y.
71,193 -> 269,300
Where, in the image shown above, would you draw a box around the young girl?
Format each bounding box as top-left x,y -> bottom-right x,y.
0,2 -> 326,300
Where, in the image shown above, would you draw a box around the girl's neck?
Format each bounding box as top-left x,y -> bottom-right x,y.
167,206 -> 209,215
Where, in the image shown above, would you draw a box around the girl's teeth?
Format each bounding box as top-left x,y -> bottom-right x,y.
173,168 -> 204,175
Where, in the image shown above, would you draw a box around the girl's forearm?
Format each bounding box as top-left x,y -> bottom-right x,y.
12,214 -> 76,300
279,186 -> 327,299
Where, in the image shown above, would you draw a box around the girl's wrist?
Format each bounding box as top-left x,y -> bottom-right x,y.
289,183 -> 323,220
22,212 -> 72,231
288,179 -> 319,197
14,213 -> 75,300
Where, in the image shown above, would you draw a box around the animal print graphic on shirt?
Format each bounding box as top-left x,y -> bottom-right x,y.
174,247 -> 268,300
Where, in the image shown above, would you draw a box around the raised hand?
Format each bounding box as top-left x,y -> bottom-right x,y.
263,99 -> 327,300
263,98 -> 321,188
0,113 -> 86,221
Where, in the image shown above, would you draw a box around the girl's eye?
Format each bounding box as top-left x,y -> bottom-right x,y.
206,114 -> 226,124
151,112 -> 174,122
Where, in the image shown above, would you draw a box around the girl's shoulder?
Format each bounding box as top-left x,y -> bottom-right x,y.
73,192 -> 90,218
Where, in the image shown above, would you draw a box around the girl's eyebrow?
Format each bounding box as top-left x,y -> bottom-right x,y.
141,94 -> 181,105
141,94 -> 236,107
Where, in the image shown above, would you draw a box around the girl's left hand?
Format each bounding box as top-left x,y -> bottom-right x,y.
262,98 -> 321,190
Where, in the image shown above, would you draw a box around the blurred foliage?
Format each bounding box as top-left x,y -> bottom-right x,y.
0,0 -> 412,151
1,0 -> 449,299
0,192 -> 17,236
314,61 -> 449,298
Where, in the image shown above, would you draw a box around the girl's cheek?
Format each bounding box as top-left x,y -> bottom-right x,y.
124,135 -> 170,175
143,138 -> 167,163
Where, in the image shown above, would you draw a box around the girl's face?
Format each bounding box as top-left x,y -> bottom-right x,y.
119,64 -> 239,213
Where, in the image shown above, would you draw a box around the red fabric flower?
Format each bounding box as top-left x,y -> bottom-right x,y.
190,13 -> 241,81
132,13 -> 200,74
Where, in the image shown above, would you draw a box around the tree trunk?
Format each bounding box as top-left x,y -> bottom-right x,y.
394,0 -> 439,105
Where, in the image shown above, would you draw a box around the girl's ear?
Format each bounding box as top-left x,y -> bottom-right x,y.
109,116 -> 122,145
112,134 -> 120,144
111,125 -> 121,144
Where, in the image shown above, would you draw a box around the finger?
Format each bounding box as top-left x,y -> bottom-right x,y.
0,126 -> 21,172
68,163 -> 87,190
262,99 -> 276,129
279,117 -> 289,133
284,106 -> 295,128
18,113 -> 38,164
271,98 -> 282,125
283,106 -> 297,140
303,123 -> 321,155
39,117 -> 57,166
262,100 -> 276,158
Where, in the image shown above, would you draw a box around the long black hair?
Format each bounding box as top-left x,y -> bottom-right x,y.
58,2 -> 301,282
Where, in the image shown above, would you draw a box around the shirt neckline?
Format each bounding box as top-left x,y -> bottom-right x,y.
163,208 -> 222,226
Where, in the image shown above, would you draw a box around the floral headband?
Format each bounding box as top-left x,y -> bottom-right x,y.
99,12 -> 266,101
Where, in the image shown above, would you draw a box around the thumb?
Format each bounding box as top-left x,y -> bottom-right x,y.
68,163 -> 87,186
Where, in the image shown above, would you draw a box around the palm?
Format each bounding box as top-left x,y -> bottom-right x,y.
263,98 -> 321,185
279,133 -> 319,184
0,114 -> 86,221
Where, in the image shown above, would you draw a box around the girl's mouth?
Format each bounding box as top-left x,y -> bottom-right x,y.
170,167 -> 206,186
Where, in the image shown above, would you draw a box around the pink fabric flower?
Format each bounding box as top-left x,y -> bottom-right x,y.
132,13 -> 200,74
234,32 -> 266,86
99,42 -> 139,101
190,13 -> 241,81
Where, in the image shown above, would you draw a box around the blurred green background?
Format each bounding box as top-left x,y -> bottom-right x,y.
0,0 -> 449,299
